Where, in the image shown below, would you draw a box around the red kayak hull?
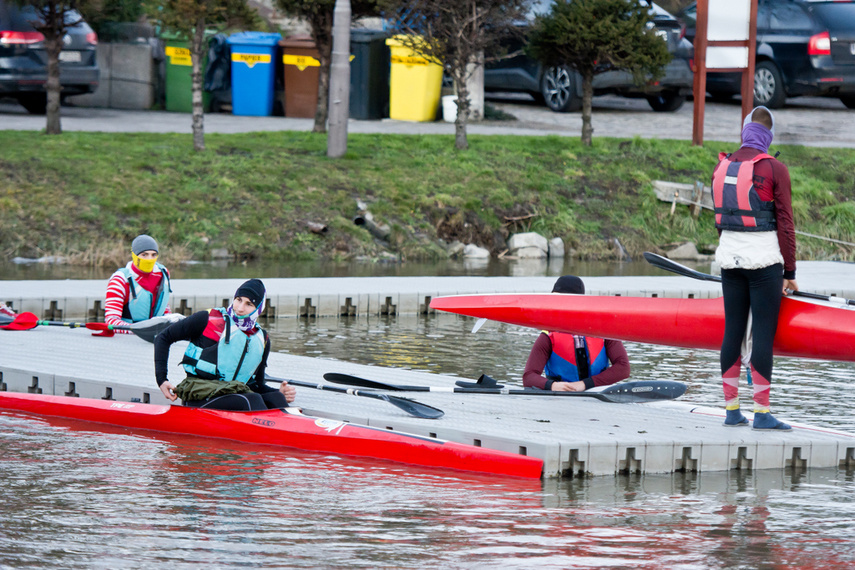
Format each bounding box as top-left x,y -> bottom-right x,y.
0,392 -> 543,479
430,293 -> 855,362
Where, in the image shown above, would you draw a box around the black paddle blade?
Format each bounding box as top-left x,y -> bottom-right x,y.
455,374 -> 505,389
128,315 -> 184,343
643,252 -> 722,283
323,372 -> 419,391
374,393 -> 445,419
597,380 -> 687,403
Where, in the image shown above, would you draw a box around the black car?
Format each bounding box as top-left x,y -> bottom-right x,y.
678,0 -> 855,109
0,0 -> 99,114
484,0 -> 694,112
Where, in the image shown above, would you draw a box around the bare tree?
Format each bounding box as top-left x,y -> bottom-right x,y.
528,0 -> 671,146
12,0 -> 99,134
274,0 -> 382,133
384,0 -> 530,150
146,0 -> 260,151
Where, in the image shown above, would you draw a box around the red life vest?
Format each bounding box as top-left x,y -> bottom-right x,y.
712,152 -> 777,232
544,332 -> 608,383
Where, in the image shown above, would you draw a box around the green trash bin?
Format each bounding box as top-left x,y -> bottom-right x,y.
162,31 -> 215,112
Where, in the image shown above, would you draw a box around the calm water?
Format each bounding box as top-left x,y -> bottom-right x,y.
3,260 -> 855,567
3,313 -> 855,568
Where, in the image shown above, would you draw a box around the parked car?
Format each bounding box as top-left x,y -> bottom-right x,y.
484,0 -> 694,113
678,0 -> 855,109
0,0 -> 99,114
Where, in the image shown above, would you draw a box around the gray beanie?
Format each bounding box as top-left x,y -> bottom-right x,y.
131,234 -> 158,255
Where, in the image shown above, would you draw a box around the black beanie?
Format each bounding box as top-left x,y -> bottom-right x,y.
235,278 -> 265,307
552,275 -> 585,295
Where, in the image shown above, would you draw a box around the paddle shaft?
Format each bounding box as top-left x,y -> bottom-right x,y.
0,312 -> 176,343
323,373 -> 686,404
643,252 -> 855,306
265,375 -> 444,419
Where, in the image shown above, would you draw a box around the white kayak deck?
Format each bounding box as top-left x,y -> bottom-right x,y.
2,325 -> 854,479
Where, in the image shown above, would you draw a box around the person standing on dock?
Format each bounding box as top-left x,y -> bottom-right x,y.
523,275 -> 630,392
104,234 -> 172,332
712,106 -> 798,431
154,278 -> 296,411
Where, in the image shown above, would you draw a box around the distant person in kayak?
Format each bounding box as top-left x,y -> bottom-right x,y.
712,106 -> 798,431
104,234 -> 172,332
523,275 -> 630,391
154,278 -> 296,411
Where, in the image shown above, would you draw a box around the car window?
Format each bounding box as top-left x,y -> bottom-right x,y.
769,3 -> 811,31
811,3 -> 855,32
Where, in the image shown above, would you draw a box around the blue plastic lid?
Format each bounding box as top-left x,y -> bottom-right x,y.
226,31 -> 282,46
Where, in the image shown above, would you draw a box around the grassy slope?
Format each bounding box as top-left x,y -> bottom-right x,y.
1,130 -> 854,265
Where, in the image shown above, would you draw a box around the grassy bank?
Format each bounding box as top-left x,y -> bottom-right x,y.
2,130 -> 854,266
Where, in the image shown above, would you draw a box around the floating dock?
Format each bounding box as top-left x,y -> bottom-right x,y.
3,269 -> 855,478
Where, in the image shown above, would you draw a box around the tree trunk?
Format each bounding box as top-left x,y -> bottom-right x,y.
581,69 -> 594,146
44,21 -> 62,134
312,15 -> 334,134
454,78 -> 470,150
190,19 -> 206,151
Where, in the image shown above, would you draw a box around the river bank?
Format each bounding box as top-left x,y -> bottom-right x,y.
2,130 -> 854,265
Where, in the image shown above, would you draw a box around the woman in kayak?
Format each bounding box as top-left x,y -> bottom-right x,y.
523,275 -> 630,391
104,234 -> 172,332
154,278 -> 296,411
712,106 -> 798,431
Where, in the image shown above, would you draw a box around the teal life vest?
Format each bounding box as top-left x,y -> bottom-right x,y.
544,332 -> 609,383
119,263 -> 171,323
181,308 -> 266,384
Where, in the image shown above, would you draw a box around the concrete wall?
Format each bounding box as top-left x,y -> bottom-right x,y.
67,42 -> 158,110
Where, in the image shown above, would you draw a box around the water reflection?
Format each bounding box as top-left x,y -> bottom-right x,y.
3,408 -> 855,567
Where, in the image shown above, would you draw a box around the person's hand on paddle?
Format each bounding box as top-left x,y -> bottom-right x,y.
279,381 -> 296,403
783,279 -> 799,296
160,381 -> 178,402
551,380 -> 586,392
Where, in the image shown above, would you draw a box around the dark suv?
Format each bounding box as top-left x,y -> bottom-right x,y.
679,0 -> 855,109
484,0 -> 694,112
0,0 -> 99,114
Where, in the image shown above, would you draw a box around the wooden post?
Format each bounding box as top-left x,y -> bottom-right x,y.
691,180 -> 704,218
741,0 -> 760,126
692,0 -> 709,147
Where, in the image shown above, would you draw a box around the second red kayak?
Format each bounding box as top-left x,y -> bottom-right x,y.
430,293 -> 855,362
0,392 -> 543,479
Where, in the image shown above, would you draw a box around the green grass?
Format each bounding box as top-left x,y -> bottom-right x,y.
2,130 -> 854,264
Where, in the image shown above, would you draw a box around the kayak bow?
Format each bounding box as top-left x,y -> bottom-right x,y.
430,292 -> 855,362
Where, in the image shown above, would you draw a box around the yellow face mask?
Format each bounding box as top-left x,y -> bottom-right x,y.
132,252 -> 158,273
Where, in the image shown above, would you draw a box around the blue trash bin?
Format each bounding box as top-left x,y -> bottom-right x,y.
226,31 -> 282,116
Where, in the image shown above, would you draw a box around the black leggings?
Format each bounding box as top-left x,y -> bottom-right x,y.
720,264 -> 783,383
184,390 -> 288,411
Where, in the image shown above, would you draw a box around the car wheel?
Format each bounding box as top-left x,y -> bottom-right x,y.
540,65 -> 581,112
17,93 -> 47,115
753,61 -> 786,109
839,95 -> 855,110
646,92 -> 685,112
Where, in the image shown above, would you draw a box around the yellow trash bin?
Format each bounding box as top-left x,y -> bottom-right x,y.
386,35 -> 442,122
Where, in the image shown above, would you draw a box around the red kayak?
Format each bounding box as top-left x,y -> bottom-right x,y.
430,293 -> 855,362
0,392 -> 543,479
